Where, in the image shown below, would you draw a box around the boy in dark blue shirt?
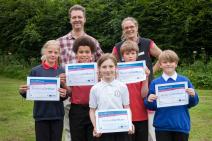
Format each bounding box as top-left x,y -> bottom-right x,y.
144,50 -> 199,141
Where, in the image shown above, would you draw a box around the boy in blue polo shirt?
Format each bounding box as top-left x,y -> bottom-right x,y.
144,50 -> 199,141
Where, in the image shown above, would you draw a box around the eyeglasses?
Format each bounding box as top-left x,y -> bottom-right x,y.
124,25 -> 136,30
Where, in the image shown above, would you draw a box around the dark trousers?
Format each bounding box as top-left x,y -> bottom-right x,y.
131,120 -> 148,141
35,120 -> 63,141
69,104 -> 94,141
156,131 -> 189,141
98,132 -> 132,141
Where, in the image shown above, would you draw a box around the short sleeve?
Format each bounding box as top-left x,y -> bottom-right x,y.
89,86 -> 97,108
150,40 -> 155,48
121,84 -> 130,106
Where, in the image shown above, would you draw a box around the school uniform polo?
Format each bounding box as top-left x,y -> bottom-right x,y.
127,82 -> 148,121
89,79 -> 129,110
89,79 -> 131,141
70,85 -> 92,105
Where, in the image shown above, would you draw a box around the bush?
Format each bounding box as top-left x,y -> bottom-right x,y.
0,54 -> 37,80
178,59 -> 212,89
0,55 -> 211,89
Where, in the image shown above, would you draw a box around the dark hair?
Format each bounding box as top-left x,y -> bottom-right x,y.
97,53 -> 117,68
72,36 -> 96,53
69,4 -> 86,18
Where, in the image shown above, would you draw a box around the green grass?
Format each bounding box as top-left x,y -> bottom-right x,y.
189,90 -> 212,141
0,76 -> 34,141
0,76 -> 211,141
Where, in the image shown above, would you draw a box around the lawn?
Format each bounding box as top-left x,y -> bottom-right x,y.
0,76 -> 211,141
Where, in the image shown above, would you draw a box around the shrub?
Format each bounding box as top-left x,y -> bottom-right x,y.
178,59 -> 212,89
0,54 -> 38,80
0,55 -> 211,89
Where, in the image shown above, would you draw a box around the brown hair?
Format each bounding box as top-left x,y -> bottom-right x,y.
120,40 -> 139,55
68,4 -> 86,18
159,50 -> 179,63
72,36 -> 96,54
97,53 -> 117,68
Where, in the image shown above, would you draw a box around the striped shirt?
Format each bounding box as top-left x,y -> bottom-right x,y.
57,32 -> 103,68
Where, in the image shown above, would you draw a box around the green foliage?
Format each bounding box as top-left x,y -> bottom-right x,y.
0,52 -> 211,89
178,59 -> 212,89
0,0 -> 211,61
0,54 -> 37,79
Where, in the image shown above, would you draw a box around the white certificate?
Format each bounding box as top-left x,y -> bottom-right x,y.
27,77 -> 60,101
95,109 -> 132,133
155,82 -> 188,108
117,61 -> 146,84
65,63 -> 97,86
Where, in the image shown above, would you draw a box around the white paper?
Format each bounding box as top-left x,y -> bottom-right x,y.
27,77 -> 60,101
65,63 -> 98,86
95,109 -> 132,133
117,61 -> 146,84
155,82 -> 188,108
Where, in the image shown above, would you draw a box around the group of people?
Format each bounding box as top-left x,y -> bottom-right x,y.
19,4 -> 199,141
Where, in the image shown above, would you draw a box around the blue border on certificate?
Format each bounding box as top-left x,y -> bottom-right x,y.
27,77 -> 60,101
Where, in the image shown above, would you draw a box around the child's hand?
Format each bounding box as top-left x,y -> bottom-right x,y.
19,85 -> 28,94
59,73 -> 66,86
186,88 -> 195,96
93,128 -> 102,137
145,67 -> 150,77
128,123 -> 135,134
58,88 -> 67,97
148,94 -> 157,102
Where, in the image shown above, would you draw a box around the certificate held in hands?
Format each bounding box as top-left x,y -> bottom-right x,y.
155,82 -> 188,108
117,61 -> 146,84
65,63 -> 98,86
27,77 -> 60,101
95,109 -> 132,133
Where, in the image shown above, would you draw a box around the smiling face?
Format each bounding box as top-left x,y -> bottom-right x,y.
44,45 -> 59,66
122,50 -> 137,62
70,10 -> 86,31
99,59 -> 117,82
122,20 -> 138,41
160,60 -> 177,76
76,46 -> 92,63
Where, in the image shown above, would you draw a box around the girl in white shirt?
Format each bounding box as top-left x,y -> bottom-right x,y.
89,53 -> 134,141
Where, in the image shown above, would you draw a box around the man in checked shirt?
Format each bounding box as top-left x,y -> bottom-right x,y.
57,4 -> 103,141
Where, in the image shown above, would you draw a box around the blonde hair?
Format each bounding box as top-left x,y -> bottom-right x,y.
120,40 -> 139,55
121,17 -> 139,41
40,40 -> 60,61
159,50 -> 179,63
